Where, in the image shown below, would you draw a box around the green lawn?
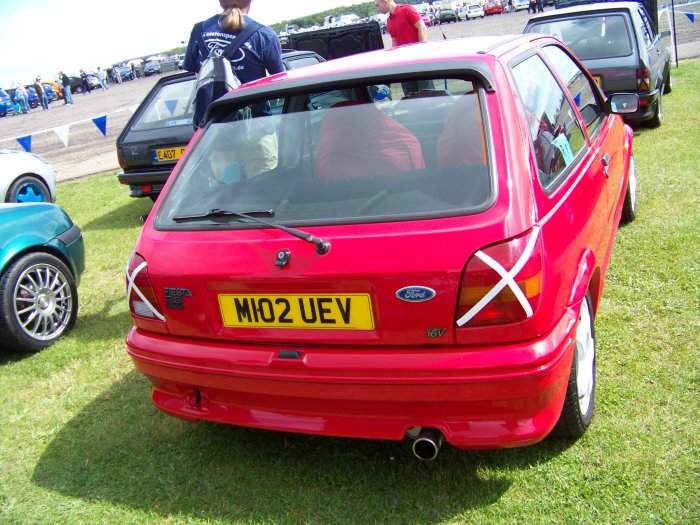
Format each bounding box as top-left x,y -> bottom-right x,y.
1,60 -> 698,525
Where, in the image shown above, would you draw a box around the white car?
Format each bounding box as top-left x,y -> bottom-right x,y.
513,0 -> 530,11
0,150 -> 56,203
459,4 -> 486,20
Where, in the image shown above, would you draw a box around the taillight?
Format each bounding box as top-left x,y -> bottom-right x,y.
636,67 -> 651,91
126,252 -> 164,321
456,228 -> 542,327
117,146 -> 128,171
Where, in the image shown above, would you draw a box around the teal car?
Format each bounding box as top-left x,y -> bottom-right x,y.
0,203 -> 85,353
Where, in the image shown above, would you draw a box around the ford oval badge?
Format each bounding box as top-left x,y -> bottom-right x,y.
396,286 -> 436,303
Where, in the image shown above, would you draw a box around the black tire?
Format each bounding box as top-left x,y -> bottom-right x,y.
551,292 -> 596,438
6,175 -> 51,203
0,252 -> 78,353
620,156 -> 638,224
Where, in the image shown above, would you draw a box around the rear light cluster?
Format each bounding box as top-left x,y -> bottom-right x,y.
456,228 -> 542,327
117,147 -> 129,171
636,67 -> 651,92
126,252 -> 164,321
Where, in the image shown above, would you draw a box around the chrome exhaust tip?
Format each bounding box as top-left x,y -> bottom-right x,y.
412,427 -> 444,461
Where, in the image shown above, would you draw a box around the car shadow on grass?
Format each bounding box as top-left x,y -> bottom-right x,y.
79,198 -> 152,232
32,370 -> 572,523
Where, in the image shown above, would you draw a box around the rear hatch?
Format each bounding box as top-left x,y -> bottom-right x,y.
130,70 -> 528,347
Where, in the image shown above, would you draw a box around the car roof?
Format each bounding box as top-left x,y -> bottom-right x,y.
529,1 -> 639,20
207,34 -> 544,122
226,35 -> 528,92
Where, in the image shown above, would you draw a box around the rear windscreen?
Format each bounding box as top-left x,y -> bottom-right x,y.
155,77 -> 493,229
528,14 -> 633,60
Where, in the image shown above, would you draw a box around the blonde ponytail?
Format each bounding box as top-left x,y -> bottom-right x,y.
220,7 -> 245,32
219,0 -> 251,32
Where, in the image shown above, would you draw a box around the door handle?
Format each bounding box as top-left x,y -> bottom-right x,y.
601,152 -> 611,178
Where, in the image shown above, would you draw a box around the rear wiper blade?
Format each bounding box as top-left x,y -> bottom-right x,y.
173,208 -> 274,222
173,208 -> 330,255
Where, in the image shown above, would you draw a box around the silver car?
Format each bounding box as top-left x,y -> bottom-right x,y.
524,1 -> 671,127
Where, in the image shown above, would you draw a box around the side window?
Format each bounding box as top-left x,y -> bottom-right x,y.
511,54 -> 587,189
543,45 -> 605,138
638,9 -> 655,47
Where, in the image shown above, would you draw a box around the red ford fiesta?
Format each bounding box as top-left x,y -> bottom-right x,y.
126,34 -> 638,459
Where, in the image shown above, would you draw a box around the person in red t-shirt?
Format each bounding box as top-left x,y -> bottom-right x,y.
374,0 -> 427,46
374,0 -> 433,95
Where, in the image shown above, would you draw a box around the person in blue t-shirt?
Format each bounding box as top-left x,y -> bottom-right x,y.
183,0 -> 283,87
185,0 -> 284,175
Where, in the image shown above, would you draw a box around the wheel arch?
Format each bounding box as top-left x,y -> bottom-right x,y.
567,249 -> 603,318
1,245 -> 76,283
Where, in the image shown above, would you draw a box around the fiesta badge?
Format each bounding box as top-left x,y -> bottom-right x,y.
395,286 -> 436,303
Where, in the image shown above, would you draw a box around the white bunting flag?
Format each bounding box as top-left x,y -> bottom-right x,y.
53,125 -> 70,148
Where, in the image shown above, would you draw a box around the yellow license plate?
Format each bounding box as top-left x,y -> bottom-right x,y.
152,146 -> 186,163
219,294 -> 375,330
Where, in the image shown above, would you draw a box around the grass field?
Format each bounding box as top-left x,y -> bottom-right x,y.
1,60 -> 698,525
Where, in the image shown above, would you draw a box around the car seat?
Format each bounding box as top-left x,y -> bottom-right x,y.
315,101 -> 425,179
436,94 -> 487,168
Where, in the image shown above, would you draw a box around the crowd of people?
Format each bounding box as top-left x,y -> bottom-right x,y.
6,61 -> 150,115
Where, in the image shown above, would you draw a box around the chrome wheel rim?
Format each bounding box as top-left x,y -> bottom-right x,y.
13,263 -> 73,341
575,299 -> 595,415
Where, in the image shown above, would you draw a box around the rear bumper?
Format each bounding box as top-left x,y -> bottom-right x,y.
126,307 -> 577,449
117,168 -> 171,198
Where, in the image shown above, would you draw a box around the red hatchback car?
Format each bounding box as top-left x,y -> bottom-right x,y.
126,35 -> 638,460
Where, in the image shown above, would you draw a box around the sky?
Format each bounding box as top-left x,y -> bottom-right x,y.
0,0 -> 365,87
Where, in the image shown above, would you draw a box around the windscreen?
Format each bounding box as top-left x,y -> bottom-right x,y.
528,14 -> 633,60
154,77 -> 492,229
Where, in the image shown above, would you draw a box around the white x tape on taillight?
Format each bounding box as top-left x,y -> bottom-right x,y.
457,226 -> 541,327
126,260 -> 165,321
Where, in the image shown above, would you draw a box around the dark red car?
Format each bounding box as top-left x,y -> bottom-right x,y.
126,34 -> 638,459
